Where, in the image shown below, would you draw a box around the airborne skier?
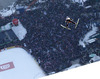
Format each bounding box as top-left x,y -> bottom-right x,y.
65,16 -> 76,28
61,16 -> 79,30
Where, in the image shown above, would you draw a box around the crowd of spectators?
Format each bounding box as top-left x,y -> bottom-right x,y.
0,1 -> 100,74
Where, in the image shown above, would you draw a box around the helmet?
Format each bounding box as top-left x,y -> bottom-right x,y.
66,16 -> 70,20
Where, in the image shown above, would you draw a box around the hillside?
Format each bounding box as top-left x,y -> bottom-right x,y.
0,0 -> 100,75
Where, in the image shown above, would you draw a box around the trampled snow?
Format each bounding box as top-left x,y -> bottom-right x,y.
0,48 -> 45,79
79,24 -> 98,48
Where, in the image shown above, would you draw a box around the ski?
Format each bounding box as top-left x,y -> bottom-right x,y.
75,19 -> 80,29
61,24 -> 71,30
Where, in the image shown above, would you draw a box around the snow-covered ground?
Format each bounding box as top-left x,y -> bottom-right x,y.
0,3 -> 15,17
0,48 -> 45,79
40,61 -> 100,79
0,0 -> 17,10
67,64 -> 81,70
0,0 -> 45,17
0,3 -> 27,17
79,24 -> 98,48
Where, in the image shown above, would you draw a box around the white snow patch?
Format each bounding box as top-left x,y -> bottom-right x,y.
12,20 -> 27,41
48,72 -> 56,75
79,24 -> 98,48
86,38 -> 96,43
38,0 -> 47,3
85,6 -> 92,9
15,4 -> 27,9
24,43 -> 27,47
65,4 -> 70,8
72,0 -> 87,5
67,64 -> 81,70
0,48 -> 45,79
0,23 -> 12,32
72,0 -> 87,3
0,3 -> 15,17
40,61 -> 100,79
89,54 -> 100,63
64,64 -> 81,71
29,49 -> 32,54
26,6 -> 40,11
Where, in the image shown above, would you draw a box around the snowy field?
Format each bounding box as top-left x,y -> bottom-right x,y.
0,48 -> 45,79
